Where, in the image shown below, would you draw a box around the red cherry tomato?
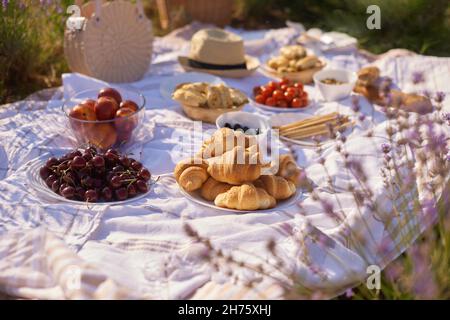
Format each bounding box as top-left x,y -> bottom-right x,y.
286,87 -> 299,97
277,99 -> 288,108
280,78 -> 291,86
261,86 -> 274,98
267,81 -> 279,90
300,91 -> 308,99
255,94 -> 266,104
273,90 -> 284,100
301,97 -> 309,107
265,97 -> 277,106
284,91 -> 294,102
291,98 -> 302,108
280,84 -> 289,91
253,86 -> 262,96
294,82 -> 304,90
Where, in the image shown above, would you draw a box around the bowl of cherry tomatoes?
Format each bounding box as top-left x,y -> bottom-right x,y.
251,78 -> 312,112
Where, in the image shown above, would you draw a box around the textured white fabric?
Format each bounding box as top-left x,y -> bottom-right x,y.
0,23 -> 449,299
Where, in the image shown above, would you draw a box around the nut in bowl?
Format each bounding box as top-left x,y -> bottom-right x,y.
172,82 -> 249,124
313,68 -> 357,102
264,45 -> 326,84
63,88 -> 145,151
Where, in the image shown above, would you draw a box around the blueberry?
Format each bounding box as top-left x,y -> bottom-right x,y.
224,123 -> 232,128
233,124 -> 241,131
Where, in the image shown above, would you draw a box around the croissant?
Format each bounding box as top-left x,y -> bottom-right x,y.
214,183 -> 276,210
277,154 -> 303,187
174,157 -> 209,191
207,146 -> 262,185
198,128 -> 258,159
200,177 -> 233,201
254,175 -> 296,200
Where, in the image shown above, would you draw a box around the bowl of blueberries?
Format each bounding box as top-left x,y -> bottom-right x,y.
216,111 -> 270,136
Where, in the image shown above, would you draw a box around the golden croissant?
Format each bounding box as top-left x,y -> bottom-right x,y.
200,177 -> 233,201
277,154 -> 303,187
207,146 -> 262,185
215,183 -> 276,210
197,128 -> 258,159
174,157 -> 208,191
254,175 -> 296,200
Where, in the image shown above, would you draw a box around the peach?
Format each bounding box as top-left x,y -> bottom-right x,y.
119,100 -> 139,112
81,99 -> 96,112
95,97 -> 119,121
115,107 -> 137,133
69,103 -> 96,121
85,123 -> 117,150
98,87 -> 122,105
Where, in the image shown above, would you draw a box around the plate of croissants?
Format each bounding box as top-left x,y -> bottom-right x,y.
173,127 -> 304,212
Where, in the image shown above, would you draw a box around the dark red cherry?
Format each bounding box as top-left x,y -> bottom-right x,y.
114,187 -> 128,201
61,186 -> 75,199
135,179 -> 148,193
85,189 -> 98,202
138,168 -> 151,181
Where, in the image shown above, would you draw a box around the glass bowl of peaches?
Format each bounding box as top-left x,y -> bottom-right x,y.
63,87 -> 145,151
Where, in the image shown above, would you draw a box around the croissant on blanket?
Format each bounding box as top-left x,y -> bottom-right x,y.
214,183 -> 276,210
174,157 -> 209,191
207,146 -> 262,185
254,175 -> 296,200
200,177 -> 233,201
197,127 -> 258,159
276,154 -> 305,187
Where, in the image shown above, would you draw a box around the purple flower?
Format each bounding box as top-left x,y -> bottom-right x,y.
345,288 -> 354,298
358,113 -> 366,122
434,91 -> 445,103
420,198 -> 438,224
444,112 -> 450,125
405,128 -> 420,142
381,143 -> 391,154
446,151 -> 450,162
412,71 -> 425,84
422,90 -> 431,99
321,199 -> 334,216
351,96 -> 360,112
2,0 -> 8,10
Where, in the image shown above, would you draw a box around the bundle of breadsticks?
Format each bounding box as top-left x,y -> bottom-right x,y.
276,112 -> 353,140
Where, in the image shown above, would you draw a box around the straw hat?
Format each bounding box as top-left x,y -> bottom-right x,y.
178,28 -> 260,78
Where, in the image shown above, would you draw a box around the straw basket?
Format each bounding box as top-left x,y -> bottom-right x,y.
64,0 -> 153,83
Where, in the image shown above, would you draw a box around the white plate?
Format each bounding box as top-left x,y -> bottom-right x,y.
178,183 -> 303,213
249,85 -> 317,112
26,153 -> 153,206
160,72 -> 225,100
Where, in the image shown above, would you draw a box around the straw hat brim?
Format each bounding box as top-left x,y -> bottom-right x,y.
178,55 -> 260,78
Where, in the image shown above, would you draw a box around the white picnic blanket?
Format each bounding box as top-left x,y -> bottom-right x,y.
0,23 -> 449,299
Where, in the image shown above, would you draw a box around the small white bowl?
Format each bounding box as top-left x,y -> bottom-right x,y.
216,111 -> 270,134
313,68 -> 357,101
